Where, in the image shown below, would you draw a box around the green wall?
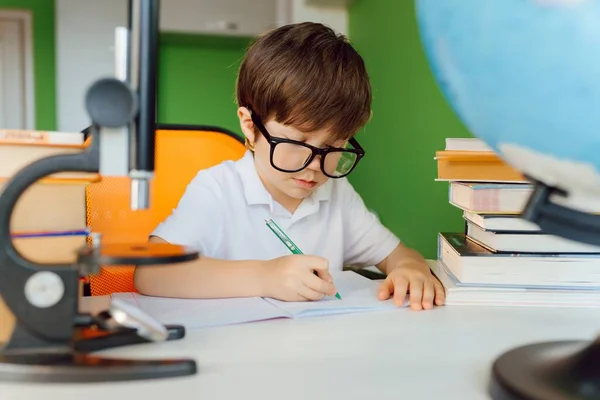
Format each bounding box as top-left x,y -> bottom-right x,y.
348,0 -> 471,258
157,34 -> 250,134
0,0 -> 56,130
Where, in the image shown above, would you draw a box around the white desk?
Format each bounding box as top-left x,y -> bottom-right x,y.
0,297 -> 598,400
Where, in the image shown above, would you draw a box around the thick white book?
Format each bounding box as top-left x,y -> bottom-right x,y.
438,233 -> 600,288
444,137 -> 492,152
430,259 -> 600,308
463,210 -> 541,232
466,220 -> 600,254
0,129 -> 83,145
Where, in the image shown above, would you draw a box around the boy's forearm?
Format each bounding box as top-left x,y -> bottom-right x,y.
133,257 -> 268,299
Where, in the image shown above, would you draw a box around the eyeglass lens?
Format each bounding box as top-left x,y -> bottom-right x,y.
271,142 -> 358,177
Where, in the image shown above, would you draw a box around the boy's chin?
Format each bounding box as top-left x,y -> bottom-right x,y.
284,185 -> 318,199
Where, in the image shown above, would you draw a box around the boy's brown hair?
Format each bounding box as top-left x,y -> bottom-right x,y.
236,22 -> 371,141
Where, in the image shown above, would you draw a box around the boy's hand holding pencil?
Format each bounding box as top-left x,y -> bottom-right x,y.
262,254 -> 338,302
265,218 -> 340,302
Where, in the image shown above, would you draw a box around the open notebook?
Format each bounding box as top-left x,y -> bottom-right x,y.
111,270 -> 403,329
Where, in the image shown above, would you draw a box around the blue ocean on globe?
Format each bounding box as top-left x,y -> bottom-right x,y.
415,0 -> 600,199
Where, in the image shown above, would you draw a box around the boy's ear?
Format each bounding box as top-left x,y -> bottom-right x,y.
237,107 -> 256,150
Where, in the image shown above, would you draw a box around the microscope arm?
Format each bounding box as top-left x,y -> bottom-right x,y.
0,142 -> 99,343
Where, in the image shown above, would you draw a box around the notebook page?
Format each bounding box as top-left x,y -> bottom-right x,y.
111,293 -> 288,329
264,270 -> 400,318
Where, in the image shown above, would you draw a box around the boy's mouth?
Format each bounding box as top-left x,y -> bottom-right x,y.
293,178 -> 317,189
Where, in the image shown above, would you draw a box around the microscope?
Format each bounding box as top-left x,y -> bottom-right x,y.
0,0 -> 199,382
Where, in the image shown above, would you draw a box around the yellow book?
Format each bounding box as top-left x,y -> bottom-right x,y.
435,150 -> 527,183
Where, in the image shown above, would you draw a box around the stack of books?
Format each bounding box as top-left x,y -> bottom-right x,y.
433,137 -> 600,307
0,129 -> 99,264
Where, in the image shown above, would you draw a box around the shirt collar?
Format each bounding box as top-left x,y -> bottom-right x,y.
235,150 -> 272,206
234,150 -> 333,207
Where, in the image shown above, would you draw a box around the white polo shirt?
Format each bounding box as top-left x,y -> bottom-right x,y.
152,150 -> 400,270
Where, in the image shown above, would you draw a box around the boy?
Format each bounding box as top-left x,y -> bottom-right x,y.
134,22 -> 445,311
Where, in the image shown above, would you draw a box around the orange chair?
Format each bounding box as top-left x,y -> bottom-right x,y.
85,124 -> 246,296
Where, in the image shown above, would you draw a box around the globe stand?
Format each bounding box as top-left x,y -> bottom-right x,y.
489,179 -> 600,400
521,179 -> 600,247
489,340 -> 599,400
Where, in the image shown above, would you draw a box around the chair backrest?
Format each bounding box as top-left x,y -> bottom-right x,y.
86,125 -> 246,295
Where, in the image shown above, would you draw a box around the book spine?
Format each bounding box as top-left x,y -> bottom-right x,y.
0,129 -> 82,145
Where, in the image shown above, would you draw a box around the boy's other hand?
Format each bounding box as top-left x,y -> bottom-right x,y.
263,255 -> 337,302
377,260 -> 446,311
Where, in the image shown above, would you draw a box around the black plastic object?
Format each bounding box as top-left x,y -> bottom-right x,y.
85,78 -> 138,128
521,178 -> 600,247
489,178 -> 600,400
74,325 -> 186,353
129,0 -> 159,173
489,340 -> 599,400
78,242 -> 198,267
0,352 -> 196,383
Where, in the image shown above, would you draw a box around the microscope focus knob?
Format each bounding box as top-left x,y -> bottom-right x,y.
85,78 -> 138,128
24,271 -> 65,308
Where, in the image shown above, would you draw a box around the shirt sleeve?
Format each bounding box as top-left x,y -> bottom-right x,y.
151,171 -> 225,257
341,179 -> 400,267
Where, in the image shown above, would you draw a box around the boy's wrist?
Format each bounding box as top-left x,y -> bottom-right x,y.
251,259 -> 272,298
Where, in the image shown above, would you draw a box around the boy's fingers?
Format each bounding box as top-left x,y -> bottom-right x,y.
392,276 -> 409,307
298,284 -> 325,301
408,280 -> 424,310
304,256 -> 333,282
434,278 -> 446,306
305,272 -> 337,296
304,255 -> 329,270
315,269 -> 333,283
422,280 -> 435,310
378,277 -> 394,300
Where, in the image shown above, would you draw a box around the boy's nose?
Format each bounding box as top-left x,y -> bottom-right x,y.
307,154 -> 321,171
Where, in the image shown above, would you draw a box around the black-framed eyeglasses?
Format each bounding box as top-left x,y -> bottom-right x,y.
250,111 -> 365,178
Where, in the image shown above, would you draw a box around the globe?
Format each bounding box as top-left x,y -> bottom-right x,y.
415,0 -> 600,214
416,4 -> 600,399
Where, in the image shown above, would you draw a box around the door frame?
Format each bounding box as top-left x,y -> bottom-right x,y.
0,9 -> 35,130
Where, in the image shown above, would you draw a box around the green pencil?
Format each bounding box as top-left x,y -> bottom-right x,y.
265,218 -> 341,300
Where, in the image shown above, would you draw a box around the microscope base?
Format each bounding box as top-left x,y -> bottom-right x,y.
489,339 -> 599,400
0,324 -> 195,383
0,351 -> 196,383
74,324 -> 186,353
